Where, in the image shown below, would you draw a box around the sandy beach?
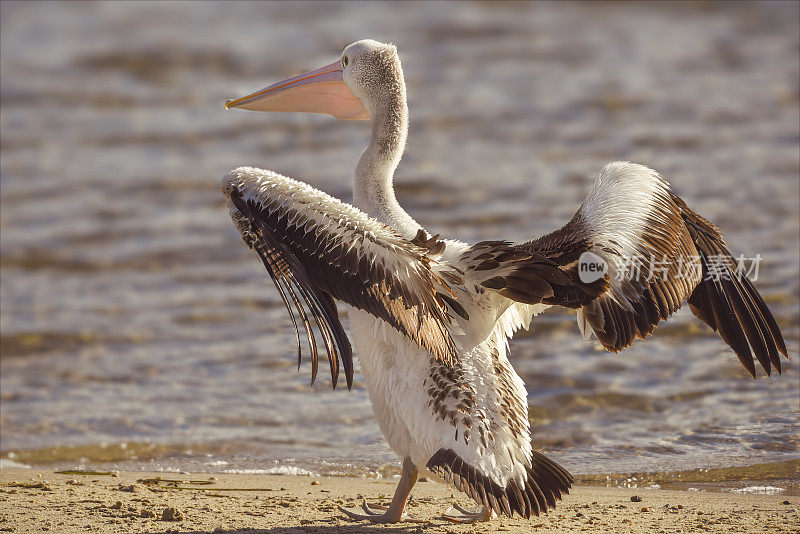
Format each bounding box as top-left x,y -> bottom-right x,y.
1,468 -> 797,533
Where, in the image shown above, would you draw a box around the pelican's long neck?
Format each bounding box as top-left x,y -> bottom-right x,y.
353,81 -> 421,239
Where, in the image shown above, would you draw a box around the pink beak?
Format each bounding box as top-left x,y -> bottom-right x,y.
225,61 -> 369,120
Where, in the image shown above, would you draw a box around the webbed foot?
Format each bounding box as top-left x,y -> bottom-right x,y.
442,502 -> 494,523
338,500 -> 421,523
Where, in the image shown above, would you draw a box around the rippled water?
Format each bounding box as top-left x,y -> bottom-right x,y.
1,2 -> 798,477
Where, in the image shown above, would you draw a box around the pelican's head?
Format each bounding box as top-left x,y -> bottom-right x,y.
225,39 -> 402,121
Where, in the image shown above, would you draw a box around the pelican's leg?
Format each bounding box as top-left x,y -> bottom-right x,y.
442,502 -> 495,523
338,456 -> 420,523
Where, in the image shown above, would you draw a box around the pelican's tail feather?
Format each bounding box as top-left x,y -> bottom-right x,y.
427,448 -> 573,518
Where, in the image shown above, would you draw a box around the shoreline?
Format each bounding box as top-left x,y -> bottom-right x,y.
1,468 -> 797,533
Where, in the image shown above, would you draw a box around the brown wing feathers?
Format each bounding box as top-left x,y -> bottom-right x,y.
227,183 -> 460,389
470,164 -> 788,377
573,207 -> 700,353
465,231 -> 608,309
562,200 -> 784,376
229,191 -> 353,389
674,194 -> 788,376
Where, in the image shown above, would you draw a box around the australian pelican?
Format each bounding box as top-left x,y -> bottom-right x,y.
222,39 -> 788,523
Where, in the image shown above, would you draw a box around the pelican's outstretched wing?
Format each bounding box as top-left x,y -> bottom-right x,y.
463,162 -> 787,377
223,167 -> 459,389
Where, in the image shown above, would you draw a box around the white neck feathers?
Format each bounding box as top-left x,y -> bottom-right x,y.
352,64 -> 421,239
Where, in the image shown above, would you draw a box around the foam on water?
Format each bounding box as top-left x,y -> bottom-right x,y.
0,459 -> 31,470
730,486 -> 786,495
223,467 -> 318,476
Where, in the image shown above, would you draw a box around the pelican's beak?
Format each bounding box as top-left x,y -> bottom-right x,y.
225,61 -> 369,120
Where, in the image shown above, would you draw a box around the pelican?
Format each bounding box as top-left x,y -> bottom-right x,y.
222,39 -> 788,523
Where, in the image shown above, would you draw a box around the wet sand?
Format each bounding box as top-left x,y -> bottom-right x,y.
1,468 -> 797,533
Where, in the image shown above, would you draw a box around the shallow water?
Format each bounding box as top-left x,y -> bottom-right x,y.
1,2 -> 798,478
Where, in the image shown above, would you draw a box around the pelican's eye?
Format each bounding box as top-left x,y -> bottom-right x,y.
342,55 -> 349,68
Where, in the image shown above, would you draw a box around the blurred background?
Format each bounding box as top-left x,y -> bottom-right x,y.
1,1 -> 798,478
